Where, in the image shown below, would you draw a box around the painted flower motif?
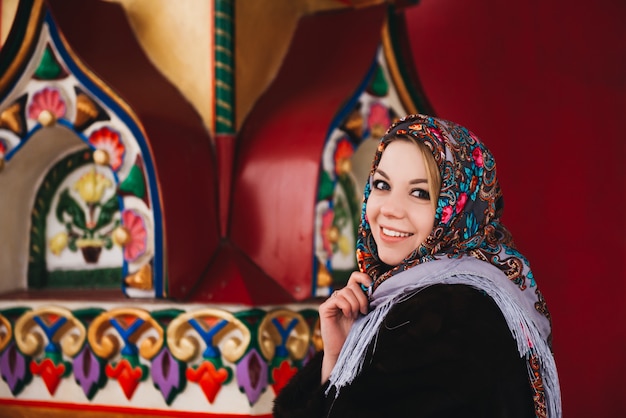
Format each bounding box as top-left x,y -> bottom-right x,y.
74,168 -> 112,203
367,102 -> 390,139
49,231 -> 68,256
186,361 -> 230,404
337,234 -> 351,255
334,139 -> 354,176
472,147 -> 484,167
30,357 -> 67,395
28,87 -> 66,122
0,139 -> 6,157
120,209 -> 147,262
88,127 -> 125,171
55,166 -> 119,263
320,208 -> 334,258
105,357 -> 145,400
271,360 -> 298,395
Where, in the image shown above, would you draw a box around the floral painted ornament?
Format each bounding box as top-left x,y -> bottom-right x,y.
28,87 -> 66,126
52,167 -> 120,263
113,209 -> 148,262
89,127 -> 126,171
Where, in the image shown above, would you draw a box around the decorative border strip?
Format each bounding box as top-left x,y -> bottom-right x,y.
0,302 -> 320,415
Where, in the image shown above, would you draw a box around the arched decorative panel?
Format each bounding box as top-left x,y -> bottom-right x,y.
0,1 -> 164,298
313,17 -> 432,296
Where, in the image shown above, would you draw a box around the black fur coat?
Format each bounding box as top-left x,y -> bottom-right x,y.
273,284 -> 535,417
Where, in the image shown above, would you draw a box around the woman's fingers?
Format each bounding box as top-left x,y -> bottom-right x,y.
322,275 -> 371,318
347,272 -> 373,315
318,272 -> 374,363
335,287 -> 363,319
320,271 -> 373,321
348,271 -> 373,288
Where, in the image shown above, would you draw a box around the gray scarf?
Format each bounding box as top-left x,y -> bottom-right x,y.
326,257 -> 561,418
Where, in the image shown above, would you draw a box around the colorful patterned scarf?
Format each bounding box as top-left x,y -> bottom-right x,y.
358,114 -> 543,301
332,114 -> 561,416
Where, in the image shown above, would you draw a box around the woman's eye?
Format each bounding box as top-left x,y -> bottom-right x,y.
372,179 -> 390,191
411,188 -> 430,200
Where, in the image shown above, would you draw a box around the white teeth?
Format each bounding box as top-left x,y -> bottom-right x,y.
382,227 -> 411,237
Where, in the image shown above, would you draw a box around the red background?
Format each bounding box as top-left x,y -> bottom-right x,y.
404,0 -> 625,416
29,0 -> 626,415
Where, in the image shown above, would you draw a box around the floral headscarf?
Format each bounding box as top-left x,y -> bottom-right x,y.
345,114 -> 560,416
357,114 -> 550,326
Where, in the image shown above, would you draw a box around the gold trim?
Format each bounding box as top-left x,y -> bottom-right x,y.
0,0 -> 45,94
167,308 -> 250,363
259,309 -> 310,361
215,11 -> 233,21
215,28 -> 232,40
215,61 -> 233,72
14,306 -> 86,357
56,33 -> 147,139
88,308 -> 164,360
381,20 -> 418,114
215,115 -> 232,127
215,80 -> 232,91
216,99 -> 232,111
215,44 -> 232,56
0,313 -> 12,352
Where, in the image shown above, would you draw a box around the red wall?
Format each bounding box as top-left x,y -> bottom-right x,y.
404,1 -> 625,416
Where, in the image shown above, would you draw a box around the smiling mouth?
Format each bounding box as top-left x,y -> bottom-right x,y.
381,227 -> 413,238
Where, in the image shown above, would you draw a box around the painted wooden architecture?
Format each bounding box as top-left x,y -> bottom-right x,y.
0,0 -> 431,415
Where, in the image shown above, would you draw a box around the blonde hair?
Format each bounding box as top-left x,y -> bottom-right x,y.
388,136 -> 441,210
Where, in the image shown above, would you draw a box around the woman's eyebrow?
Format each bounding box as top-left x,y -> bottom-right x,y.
376,169 -> 427,184
375,169 -> 390,179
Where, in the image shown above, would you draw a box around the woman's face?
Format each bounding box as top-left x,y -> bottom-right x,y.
366,140 -> 436,266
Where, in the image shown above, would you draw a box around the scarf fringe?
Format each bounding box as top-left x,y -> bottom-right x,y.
325,298 -> 394,394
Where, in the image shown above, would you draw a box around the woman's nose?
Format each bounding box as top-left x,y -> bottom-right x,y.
379,193 -> 405,218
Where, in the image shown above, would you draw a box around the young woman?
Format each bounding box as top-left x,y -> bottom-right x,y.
273,114 -> 561,417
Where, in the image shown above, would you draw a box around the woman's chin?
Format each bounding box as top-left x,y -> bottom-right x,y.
377,250 -> 406,267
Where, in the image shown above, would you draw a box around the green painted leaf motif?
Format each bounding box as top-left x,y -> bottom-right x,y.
94,194 -> 119,231
367,64 -> 389,97
56,189 -> 87,230
119,165 -> 145,198
317,170 -> 334,201
34,46 -> 64,80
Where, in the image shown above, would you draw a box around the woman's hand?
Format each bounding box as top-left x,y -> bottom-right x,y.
319,271 -> 372,383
